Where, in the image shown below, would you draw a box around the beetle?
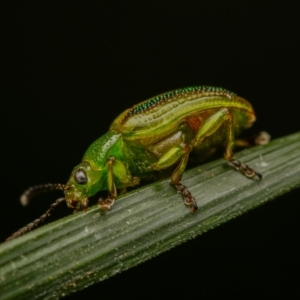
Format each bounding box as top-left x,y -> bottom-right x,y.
6,86 -> 263,241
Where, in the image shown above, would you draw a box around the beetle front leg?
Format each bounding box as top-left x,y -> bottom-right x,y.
98,157 -> 117,210
98,156 -> 139,210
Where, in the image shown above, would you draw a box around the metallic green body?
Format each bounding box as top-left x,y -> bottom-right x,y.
65,86 -> 256,211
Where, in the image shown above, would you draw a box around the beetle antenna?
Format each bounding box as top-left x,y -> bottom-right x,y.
20,183 -> 68,206
6,197 -> 66,242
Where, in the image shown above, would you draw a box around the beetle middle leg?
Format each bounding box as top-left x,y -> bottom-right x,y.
151,143 -> 198,213
171,152 -> 198,213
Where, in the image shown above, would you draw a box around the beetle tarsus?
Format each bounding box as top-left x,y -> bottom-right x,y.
234,131 -> 271,148
230,159 -> 262,180
98,196 -> 115,210
255,131 -> 271,146
175,182 -> 198,213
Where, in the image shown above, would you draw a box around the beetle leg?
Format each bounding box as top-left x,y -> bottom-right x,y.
151,145 -> 198,213
234,131 -> 271,148
151,144 -> 189,170
171,153 -> 199,213
98,157 -> 117,210
224,114 -> 262,180
98,156 -> 140,210
229,159 -> 262,179
109,156 -> 140,187
192,108 -> 262,180
193,108 -> 229,146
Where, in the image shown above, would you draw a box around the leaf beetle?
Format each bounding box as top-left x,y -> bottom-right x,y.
7,86 -> 265,241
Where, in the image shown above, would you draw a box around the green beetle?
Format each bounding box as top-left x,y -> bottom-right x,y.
7,86 -> 263,241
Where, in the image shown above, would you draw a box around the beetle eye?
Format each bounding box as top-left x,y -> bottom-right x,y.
75,169 -> 87,184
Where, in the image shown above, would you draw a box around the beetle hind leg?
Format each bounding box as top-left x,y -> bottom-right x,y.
192,107 -> 262,180
224,114 -> 262,180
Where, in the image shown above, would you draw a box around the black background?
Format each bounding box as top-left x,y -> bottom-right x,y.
2,1 -> 300,299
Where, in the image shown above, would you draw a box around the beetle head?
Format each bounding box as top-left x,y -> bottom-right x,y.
65,161 -> 106,210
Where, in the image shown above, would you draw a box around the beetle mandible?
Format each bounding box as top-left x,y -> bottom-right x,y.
7,86 -> 263,241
